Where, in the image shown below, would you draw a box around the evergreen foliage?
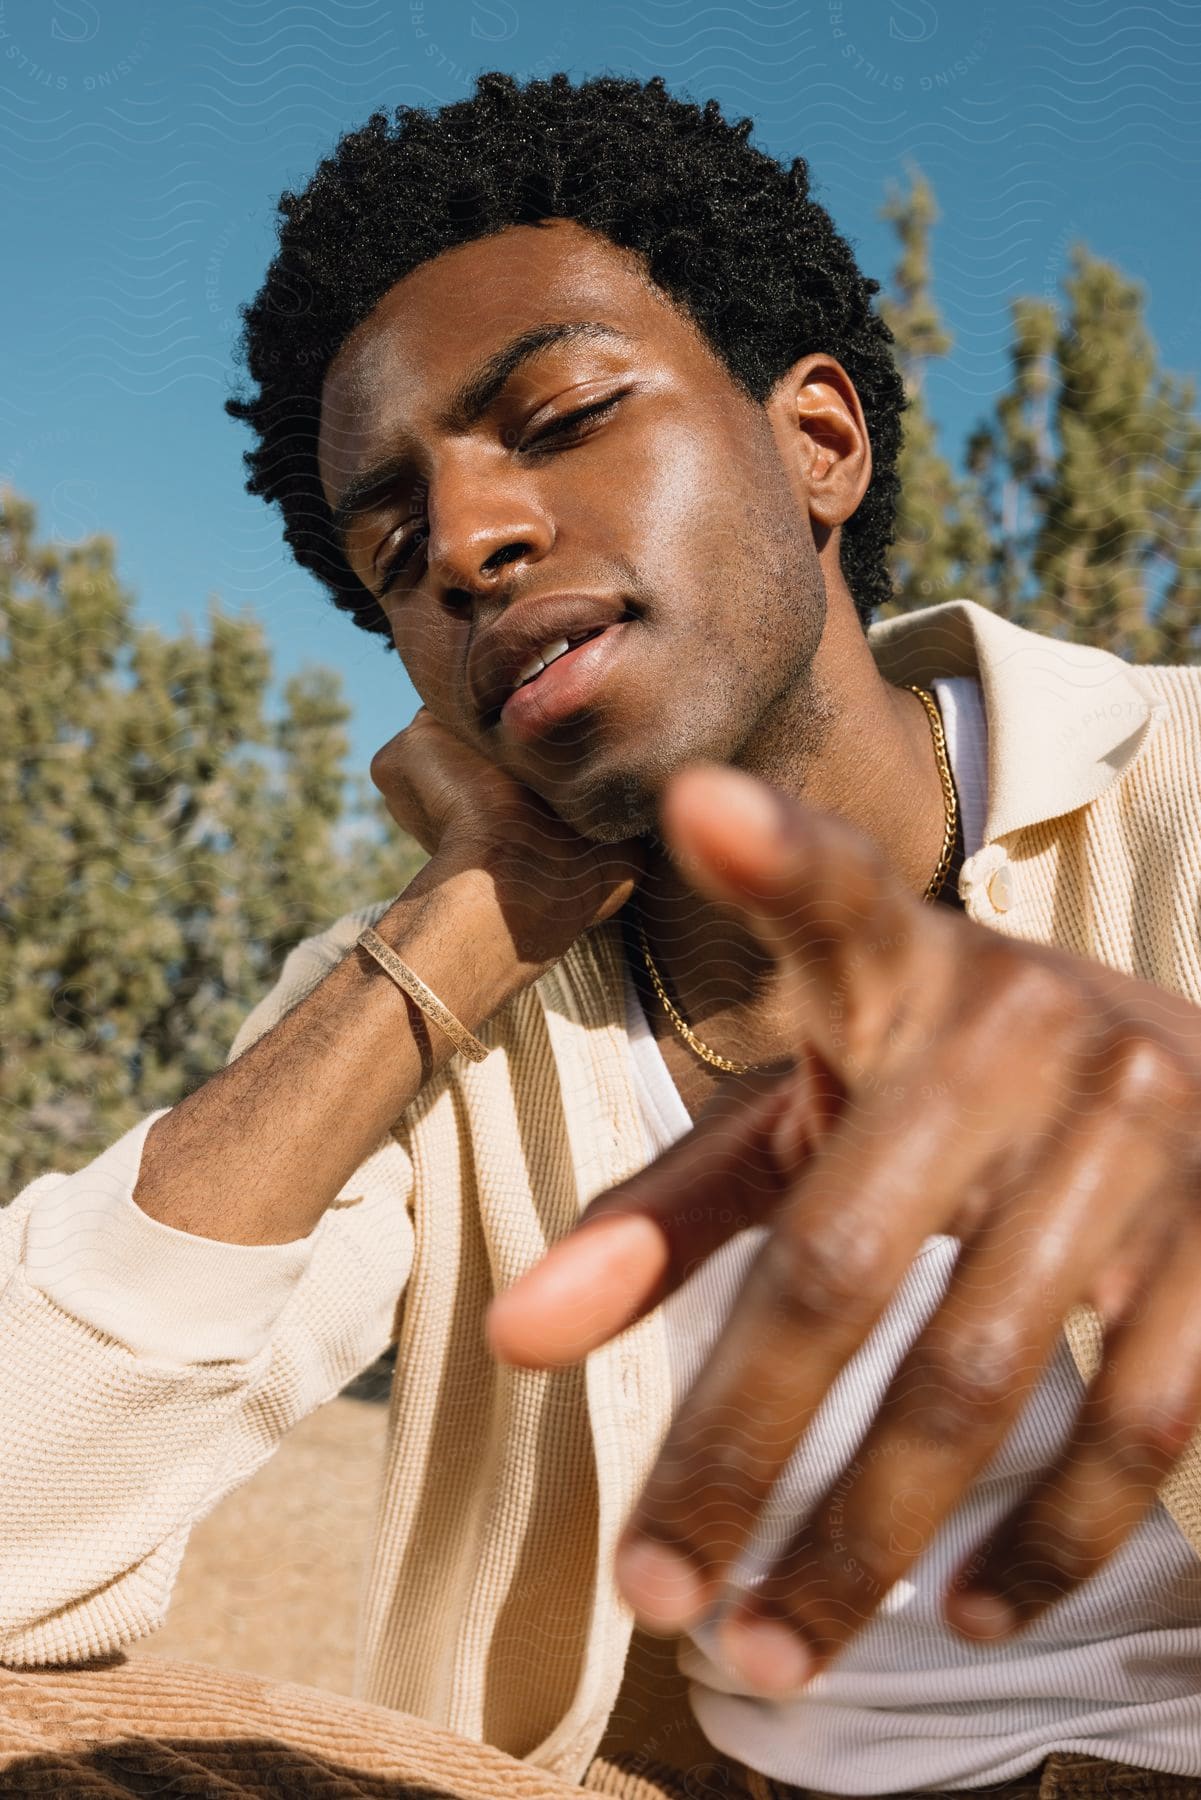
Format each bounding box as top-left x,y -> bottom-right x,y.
888,172 -> 1201,660
877,169 -> 992,615
0,493 -> 420,1190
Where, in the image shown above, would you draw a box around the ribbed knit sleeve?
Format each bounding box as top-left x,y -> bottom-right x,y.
0,904 -> 416,1668
19,1109 -> 323,1363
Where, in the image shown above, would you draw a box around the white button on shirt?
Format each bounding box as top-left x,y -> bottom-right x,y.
987,863 -> 1013,912
620,677 -> 1201,1793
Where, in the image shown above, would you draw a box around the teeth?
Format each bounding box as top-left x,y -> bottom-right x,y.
513,636 -> 572,690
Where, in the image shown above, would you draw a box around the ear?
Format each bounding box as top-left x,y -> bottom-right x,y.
765,354 -> 873,534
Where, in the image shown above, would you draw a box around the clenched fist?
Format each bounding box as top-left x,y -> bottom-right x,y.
371,706 -> 645,973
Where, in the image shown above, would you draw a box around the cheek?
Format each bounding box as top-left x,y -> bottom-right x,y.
389,604 -> 460,714
629,418 -> 726,545
612,417 -> 794,623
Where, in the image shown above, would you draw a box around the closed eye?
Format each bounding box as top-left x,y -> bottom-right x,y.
377,524 -> 429,596
524,391 -> 625,450
376,390 -> 627,597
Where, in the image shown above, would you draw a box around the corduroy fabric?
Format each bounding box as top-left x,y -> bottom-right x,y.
2,603 -> 1199,1789
0,1657 -> 1191,1799
0,1653 -> 591,1797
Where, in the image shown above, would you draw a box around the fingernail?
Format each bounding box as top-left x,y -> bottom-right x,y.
947,1586 -> 1018,1642
720,1615 -> 814,1696
614,1538 -> 707,1632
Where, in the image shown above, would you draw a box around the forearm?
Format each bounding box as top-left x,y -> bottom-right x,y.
133,853 -> 542,1245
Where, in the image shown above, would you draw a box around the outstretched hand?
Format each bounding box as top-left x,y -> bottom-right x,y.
487,761 -> 1201,1696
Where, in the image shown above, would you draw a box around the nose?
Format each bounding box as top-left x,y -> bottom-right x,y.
424,451 -> 554,603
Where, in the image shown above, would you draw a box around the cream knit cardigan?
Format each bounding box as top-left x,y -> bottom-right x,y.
2,601 -> 1200,1784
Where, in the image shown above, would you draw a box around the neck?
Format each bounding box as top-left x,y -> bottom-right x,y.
625,591 -> 951,1067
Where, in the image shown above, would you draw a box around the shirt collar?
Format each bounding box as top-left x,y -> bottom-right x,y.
867,599 -> 1164,842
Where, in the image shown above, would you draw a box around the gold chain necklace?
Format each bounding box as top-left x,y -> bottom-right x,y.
636,684 -> 958,1076
636,919 -> 768,1076
906,683 -> 958,905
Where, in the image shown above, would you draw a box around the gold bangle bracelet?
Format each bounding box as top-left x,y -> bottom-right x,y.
356,926 -> 490,1064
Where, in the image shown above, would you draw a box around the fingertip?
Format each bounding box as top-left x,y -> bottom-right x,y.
483,1294 -> 541,1367
485,1214 -> 669,1369
659,759 -> 727,816
662,763 -> 788,848
614,1536 -> 710,1633
718,1612 -> 815,1696
945,1585 -> 1019,1643
484,1281 -> 589,1369
658,767 -> 799,908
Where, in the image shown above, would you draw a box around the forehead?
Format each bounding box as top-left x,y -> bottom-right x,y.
317,218 -> 707,498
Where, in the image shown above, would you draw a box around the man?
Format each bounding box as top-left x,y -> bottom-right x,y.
2,69 -> 1200,1800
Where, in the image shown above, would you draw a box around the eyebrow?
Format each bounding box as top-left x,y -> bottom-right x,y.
328,319 -> 633,550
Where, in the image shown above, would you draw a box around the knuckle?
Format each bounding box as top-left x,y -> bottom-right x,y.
1101,1029 -> 1189,1120
369,736 -> 405,789
1007,960 -> 1086,1045
1086,1395 -> 1197,1479
954,951 -> 1092,1089
759,1213 -> 892,1334
372,743 -> 425,814
900,1319 -> 1028,1446
1102,1029 -> 1162,1095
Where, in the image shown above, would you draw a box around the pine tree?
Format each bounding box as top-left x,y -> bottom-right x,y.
0,490 -> 423,1192
1033,251 -> 1201,660
964,297 -> 1059,621
966,251 -> 1201,659
878,167 -> 992,615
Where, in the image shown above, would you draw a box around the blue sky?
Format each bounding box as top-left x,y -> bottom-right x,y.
2,0 -> 1198,774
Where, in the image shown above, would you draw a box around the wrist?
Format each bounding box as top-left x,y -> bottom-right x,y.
380,854 -> 556,1033
421,835 -> 587,970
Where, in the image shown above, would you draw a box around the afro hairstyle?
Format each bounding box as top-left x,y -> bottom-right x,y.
225,70 -> 905,641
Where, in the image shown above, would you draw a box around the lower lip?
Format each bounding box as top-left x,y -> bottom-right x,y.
498,622 -> 633,745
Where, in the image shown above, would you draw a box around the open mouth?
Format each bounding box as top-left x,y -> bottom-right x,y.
497,614 -> 637,743
508,624 -> 611,695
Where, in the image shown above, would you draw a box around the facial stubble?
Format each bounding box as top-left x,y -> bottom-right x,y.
556,494 -> 834,849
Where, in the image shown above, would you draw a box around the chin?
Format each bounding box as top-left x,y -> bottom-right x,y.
530,701 -> 748,844
547,767 -> 663,846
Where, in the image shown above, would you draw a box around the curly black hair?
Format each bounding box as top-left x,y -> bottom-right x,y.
225,70 -> 904,640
